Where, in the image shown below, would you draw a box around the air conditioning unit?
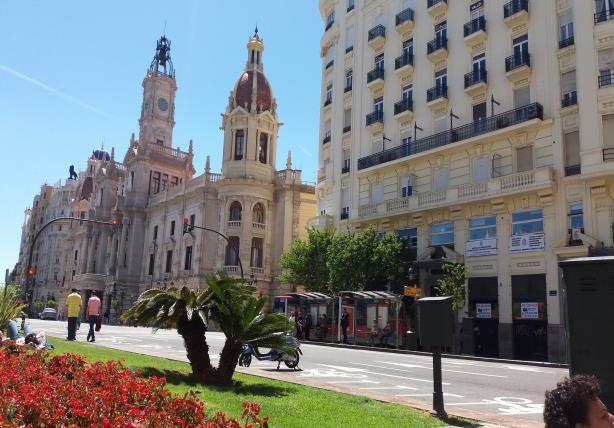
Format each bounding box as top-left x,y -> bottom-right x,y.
572,228 -> 582,240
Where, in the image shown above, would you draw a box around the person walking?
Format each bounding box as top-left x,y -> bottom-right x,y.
86,293 -> 101,342
296,312 -> 304,340
340,308 -> 349,344
66,288 -> 82,341
304,313 -> 312,341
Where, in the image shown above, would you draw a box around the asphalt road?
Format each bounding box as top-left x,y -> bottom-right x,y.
31,319 -> 566,425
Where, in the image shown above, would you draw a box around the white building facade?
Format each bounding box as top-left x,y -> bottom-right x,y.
316,0 -> 614,362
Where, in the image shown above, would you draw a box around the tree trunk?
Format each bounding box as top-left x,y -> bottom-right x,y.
202,339 -> 243,386
177,315 -> 214,382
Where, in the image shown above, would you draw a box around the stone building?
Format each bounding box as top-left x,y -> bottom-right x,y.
17,31 -> 316,319
315,0 -> 614,362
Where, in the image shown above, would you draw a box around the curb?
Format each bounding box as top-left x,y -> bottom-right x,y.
301,340 -> 569,369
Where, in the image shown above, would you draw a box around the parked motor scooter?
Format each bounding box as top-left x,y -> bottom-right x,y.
238,335 -> 302,370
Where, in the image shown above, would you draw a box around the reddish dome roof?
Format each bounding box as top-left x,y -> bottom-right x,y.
235,70 -> 272,112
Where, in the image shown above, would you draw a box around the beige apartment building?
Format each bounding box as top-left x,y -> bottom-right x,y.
316,0 -> 614,362
17,31 -> 315,320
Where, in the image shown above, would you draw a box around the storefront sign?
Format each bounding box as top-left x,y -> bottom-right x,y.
476,303 -> 492,319
466,238 -> 497,257
470,0 -> 484,12
404,286 -> 423,298
509,233 -> 545,253
520,302 -> 539,319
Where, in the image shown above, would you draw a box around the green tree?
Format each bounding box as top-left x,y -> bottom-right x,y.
0,285 -> 27,331
435,263 -> 468,311
46,299 -> 58,310
32,301 -> 45,315
279,227 -> 334,292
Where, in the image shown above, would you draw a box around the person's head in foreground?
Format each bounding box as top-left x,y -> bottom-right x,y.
544,375 -> 614,428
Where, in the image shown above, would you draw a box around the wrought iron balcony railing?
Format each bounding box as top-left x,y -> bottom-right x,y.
595,11 -> 614,24
368,24 -> 386,41
464,16 -> 486,37
505,52 -> 530,72
427,85 -> 448,102
394,99 -> 413,116
564,164 -> 581,176
395,53 -> 414,70
559,36 -> 574,49
504,0 -> 529,19
603,148 -> 614,162
322,135 -> 331,145
325,20 -> 334,32
599,73 -> 614,88
562,92 -> 577,108
428,0 -> 447,8
366,110 -> 384,126
357,103 -> 543,170
396,8 -> 414,26
464,69 -> 488,88
367,67 -> 385,84
427,37 -> 447,55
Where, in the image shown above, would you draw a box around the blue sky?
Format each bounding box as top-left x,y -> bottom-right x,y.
0,1 -> 323,276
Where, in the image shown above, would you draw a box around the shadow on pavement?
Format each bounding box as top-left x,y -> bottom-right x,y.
138,367 -> 193,386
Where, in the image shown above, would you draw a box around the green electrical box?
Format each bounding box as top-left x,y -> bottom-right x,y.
559,256 -> 614,410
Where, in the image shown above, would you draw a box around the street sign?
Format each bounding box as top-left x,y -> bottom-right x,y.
404,286 -> 423,298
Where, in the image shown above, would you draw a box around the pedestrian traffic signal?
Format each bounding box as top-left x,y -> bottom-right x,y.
183,217 -> 193,234
111,218 -> 121,226
27,267 -> 35,276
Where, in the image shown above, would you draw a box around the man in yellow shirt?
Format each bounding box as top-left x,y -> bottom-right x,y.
66,288 -> 82,341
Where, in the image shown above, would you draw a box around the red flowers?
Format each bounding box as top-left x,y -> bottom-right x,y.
0,343 -> 270,427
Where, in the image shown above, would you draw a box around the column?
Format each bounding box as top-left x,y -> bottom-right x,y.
497,212 -> 513,359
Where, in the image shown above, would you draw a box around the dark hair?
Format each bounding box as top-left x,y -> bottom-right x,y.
544,375 -> 601,428
71,288 -> 77,292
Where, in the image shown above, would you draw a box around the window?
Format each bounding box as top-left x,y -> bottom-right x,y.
397,228 -> 417,248
341,188 -> 350,218
472,157 -> 490,182
435,68 -> 447,88
559,11 -> 574,42
402,38 -> 413,57
152,172 -> 161,194
470,1 -> 485,20
512,209 -> 543,236
189,214 -> 196,227
374,96 -> 383,113
564,131 -> 580,168
258,132 -> 268,164
374,53 -> 384,71
251,238 -> 263,267
99,187 -> 104,206
516,146 -> 533,172
348,0 -> 354,10
171,176 -> 179,187
184,246 -> 193,270
253,203 -> 265,224
431,222 -> 454,246
371,183 -> 383,204
342,149 -> 351,173
326,46 -> 334,67
325,84 -> 333,103
513,34 -> 529,60
165,250 -> 173,273
400,175 -> 413,197
603,114 -> 614,149
473,102 -> 487,133
595,0 -> 614,20
153,225 -> 158,241
472,52 -> 486,76
229,201 -> 242,221
324,119 -> 332,142
469,216 -> 497,240
561,70 -> 577,103
435,167 -> 449,191
234,130 -> 245,160
225,237 -> 240,266
148,253 -> 155,276
170,220 -> 175,236
343,108 -> 352,131
74,250 -> 78,262
569,202 -> 584,230
345,69 -> 353,91
514,86 -> 530,108
435,21 -> 447,42
161,174 -> 168,191
156,138 -> 164,145
326,10 -> 335,28
401,128 -> 412,147
345,26 -> 354,51
402,84 -> 413,102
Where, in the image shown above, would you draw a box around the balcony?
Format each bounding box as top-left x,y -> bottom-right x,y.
559,36 -> 574,50
366,110 -> 384,133
347,3 -> 354,13
343,125 -> 351,134
252,222 -> 266,233
227,220 -> 241,229
564,164 -> 581,176
368,25 -> 386,50
395,8 -> 415,33
340,211 -> 349,220
357,103 -> 543,170
562,92 -> 577,108
223,265 -> 240,275
595,11 -> 614,24
426,85 -> 448,110
505,52 -> 531,80
464,17 -> 486,46
427,37 -> 448,62
464,70 -> 488,96
325,60 -> 334,70
358,167 -> 554,219
599,73 -> 614,88
427,0 -> 447,18
322,135 -> 331,145
344,84 -> 352,93
503,0 -> 529,28
395,53 -> 414,78
394,99 -> 413,121
325,20 -> 334,32
367,67 -> 385,91
342,165 -> 350,174
604,148 -> 614,162
323,97 -> 332,107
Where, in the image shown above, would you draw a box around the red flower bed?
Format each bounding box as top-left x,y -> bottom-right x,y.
0,343 -> 269,428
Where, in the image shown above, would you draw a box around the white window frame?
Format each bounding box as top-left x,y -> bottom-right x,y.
400,175 -> 413,197
468,216 -> 497,241
569,202 -> 584,231
511,209 -> 544,236
431,222 -> 454,246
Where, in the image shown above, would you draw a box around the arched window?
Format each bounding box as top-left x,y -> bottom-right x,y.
258,133 -> 268,164
225,236 -> 240,266
229,201 -> 242,221
252,203 -> 265,224
251,238 -> 263,268
234,130 -> 245,160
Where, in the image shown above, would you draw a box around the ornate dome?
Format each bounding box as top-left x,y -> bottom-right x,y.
234,70 -> 272,112
92,148 -> 110,161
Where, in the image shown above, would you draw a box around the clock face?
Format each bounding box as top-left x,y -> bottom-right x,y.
158,97 -> 169,112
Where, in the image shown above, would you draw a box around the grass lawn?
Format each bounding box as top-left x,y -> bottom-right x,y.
47,338 -> 474,428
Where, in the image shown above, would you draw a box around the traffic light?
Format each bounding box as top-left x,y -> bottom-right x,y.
27,267 -> 35,276
183,217 -> 192,234
111,218 -> 121,226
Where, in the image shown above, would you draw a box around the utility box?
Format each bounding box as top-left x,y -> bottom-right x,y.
418,296 -> 454,348
559,256 -> 614,410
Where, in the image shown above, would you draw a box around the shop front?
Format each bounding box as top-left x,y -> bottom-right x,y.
467,277 -> 499,357
512,274 -> 548,361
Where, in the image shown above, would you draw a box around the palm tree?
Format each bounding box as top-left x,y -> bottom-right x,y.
0,285 -> 27,332
121,287 -> 214,381
206,274 -> 295,386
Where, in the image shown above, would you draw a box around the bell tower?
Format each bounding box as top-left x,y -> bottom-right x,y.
139,35 -> 176,148
221,28 -> 280,183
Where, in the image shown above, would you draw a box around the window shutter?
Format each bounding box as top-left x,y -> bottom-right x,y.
372,184 -> 383,204
435,167 -> 449,191
564,131 -> 580,166
344,108 -> 352,127
516,146 -> 533,172
561,70 -> 576,95
513,86 -> 530,108
603,114 -> 614,148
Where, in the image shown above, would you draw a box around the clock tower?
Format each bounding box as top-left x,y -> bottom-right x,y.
139,35 -> 176,148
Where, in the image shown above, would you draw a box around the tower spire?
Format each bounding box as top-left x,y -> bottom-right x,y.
150,35 -> 174,77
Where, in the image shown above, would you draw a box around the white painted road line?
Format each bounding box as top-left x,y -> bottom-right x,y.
396,393 -> 464,398
360,385 -> 419,391
340,363 -> 450,385
373,361 -> 508,378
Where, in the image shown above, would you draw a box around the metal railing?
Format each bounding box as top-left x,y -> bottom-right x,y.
562,92 -> 577,108
564,164 -> 581,176
340,211 -> 349,220
342,166 -> 350,174
395,53 -> 413,70
599,73 -> 614,88
345,46 -> 353,54
325,20 -> 334,31
347,4 -> 354,13
427,37 -> 447,55
464,69 -> 488,88
505,52 -> 531,72
595,11 -> 614,24
394,99 -> 413,116
396,8 -> 414,26
604,148 -> 614,162
367,67 -> 385,84
325,60 -> 334,70
357,103 -> 543,170
368,25 -> 385,41
344,84 -> 352,93
366,110 -> 384,126
559,36 -> 574,49
322,135 -> 331,145
324,97 -> 332,107
504,0 -> 529,19
464,16 -> 486,37
343,125 -> 351,133
427,85 -> 448,102
428,0 -> 447,8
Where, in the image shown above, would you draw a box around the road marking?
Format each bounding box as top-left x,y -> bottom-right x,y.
375,361 -> 507,378
505,366 -> 551,374
447,401 -> 494,406
396,393 -> 464,398
446,397 -> 544,415
361,386 -> 419,391
339,363 -> 449,385
326,380 -> 380,385
375,361 -> 425,368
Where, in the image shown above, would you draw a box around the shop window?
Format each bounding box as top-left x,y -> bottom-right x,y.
469,216 -> 497,240
431,222 -> 454,246
512,209 -> 543,235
